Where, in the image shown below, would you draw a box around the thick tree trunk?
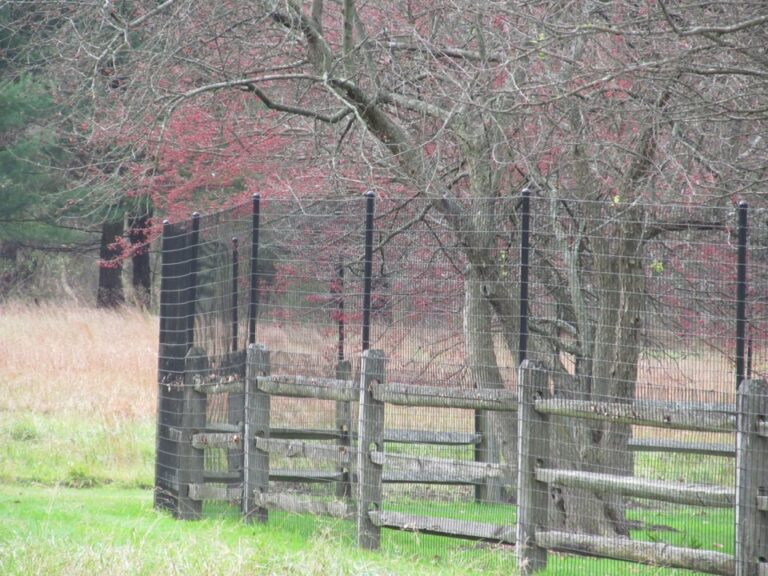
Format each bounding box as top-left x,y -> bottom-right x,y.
97,219 -> 125,308
464,265 -> 515,502
548,211 -> 645,537
128,214 -> 152,308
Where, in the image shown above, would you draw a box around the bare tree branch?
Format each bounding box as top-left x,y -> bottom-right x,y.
243,84 -> 353,124
658,2 -> 768,37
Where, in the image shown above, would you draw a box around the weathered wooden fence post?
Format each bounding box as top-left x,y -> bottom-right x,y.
736,378 -> 768,576
516,360 -> 550,575
177,347 -> 208,519
357,349 -> 386,549
336,359 -> 353,499
474,410 -> 503,503
243,343 -> 271,523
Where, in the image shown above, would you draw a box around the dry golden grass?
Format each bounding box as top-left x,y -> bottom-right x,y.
639,352 -> 736,404
0,303 -> 738,420
0,302 -> 158,421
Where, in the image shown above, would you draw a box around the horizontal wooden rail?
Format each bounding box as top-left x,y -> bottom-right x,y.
256,437 -> 353,465
268,427 -> 482,445
369,510 -> 515,544
373,382 -> 518,411
627,438 -> 734,457
192,432 -> 243,450
535,530 -> 735,576
269,469 -> 345,483
534,398 -> 736,432
536,468 -> 735,508
179,426 -> 735,457
381,471 -> 478,484
383,429 -> 482,446
271,427 -> 344,441
265,467 -> 485,485
371,451 -> 514,484
256,493 -> 353,519
256,375 -> 357,402
203,423 -> 243,434
193,378 -> 244,395
203,471 -> 240,482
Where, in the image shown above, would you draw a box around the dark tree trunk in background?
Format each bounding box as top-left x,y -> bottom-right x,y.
0,241 -> 23,298
97,219 -> 125,308
128,214 -> 152,308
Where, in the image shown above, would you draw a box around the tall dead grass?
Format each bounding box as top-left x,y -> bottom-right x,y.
0,301 -> 740,426
0,302 -> 158,421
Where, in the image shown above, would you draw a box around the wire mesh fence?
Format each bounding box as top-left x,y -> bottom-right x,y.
154,191 -> 767,575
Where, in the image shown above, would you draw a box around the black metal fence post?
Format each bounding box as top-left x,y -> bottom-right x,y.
362,191 -> 375,352
337,260 -> 345,362
736,201 -> 748,390
249,194 -> 261,345
232,237 -> 240,352
518,188 -> 531,365
186,213 -> 200,351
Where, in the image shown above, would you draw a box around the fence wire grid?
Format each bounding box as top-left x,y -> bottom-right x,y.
154,192 -> 767,575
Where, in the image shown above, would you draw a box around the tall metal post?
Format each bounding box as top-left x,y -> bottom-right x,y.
337,260 -> 345,362
186,212 -> 200,351
231,237 -> 239,352
362,191 -> 375,352
736,201 -> 748,390
249,194 -> 261,345
518,188 -> 531,365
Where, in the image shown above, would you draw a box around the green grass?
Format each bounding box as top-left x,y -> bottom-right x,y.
0,485 -> 515,576
628,507 -> 733,555
0,409 -> 737,575
0,412 -> 155,488
635,450 -> 734,487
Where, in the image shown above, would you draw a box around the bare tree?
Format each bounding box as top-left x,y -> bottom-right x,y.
11,0 -> 768,534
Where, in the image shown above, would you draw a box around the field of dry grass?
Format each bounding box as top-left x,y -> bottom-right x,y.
0,302 -> 158,419
0,303 -> 159,487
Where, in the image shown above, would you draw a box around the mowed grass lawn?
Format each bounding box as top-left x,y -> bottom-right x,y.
0,304 -> 736,575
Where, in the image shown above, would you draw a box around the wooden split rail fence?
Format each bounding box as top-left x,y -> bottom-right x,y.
155,346 -> 768,576
517,360 -> 768,576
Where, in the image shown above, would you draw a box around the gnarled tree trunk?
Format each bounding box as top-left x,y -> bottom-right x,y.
548,207 -> 646,537
464,264 -> 515,502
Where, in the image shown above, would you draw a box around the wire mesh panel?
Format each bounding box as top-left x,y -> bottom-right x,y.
154,207 -> 254,517
361,196 -> 518,569
522,197 -> 751,575
248,197 -> 366,539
